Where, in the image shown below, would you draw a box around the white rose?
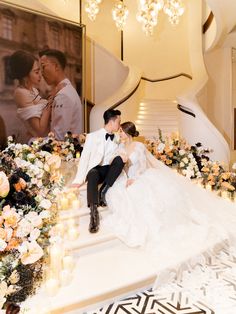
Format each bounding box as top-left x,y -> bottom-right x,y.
182,157 -> 189,164
16,219 -> 33,238
39,210 -> 51,219
27,153 -> 36,161
180,162 -> 185,168
157,143 -> 165,152
29,228 -> 40,241
25,212 -> 42,228
20,241 -> 44,265
0,239 -> 7,252
179,149 -> 185,156
15,144 -> 22,150
39,199 -> 52,210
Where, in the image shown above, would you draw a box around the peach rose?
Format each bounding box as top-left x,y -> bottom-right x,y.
46,154 -> 61,170
0,171 -> 10,198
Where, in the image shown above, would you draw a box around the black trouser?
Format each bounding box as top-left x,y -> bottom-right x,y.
86,156 -> 124,207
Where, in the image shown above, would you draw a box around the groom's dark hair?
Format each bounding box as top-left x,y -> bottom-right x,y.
39,49 -> 67,69
103,109 -> 121,125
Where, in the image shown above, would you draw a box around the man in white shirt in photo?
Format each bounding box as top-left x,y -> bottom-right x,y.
39,49 -> 82,140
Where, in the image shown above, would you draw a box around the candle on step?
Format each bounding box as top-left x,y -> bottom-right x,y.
50,244 -> 63,277
45,278 -> 59,296
67,192 -> 77,207
67,227 -> 79,240
63,255 -> 75,271
60,197 -> 69,210
71,199 -> 80,210
59,269 -> 71,286
55,223 -> 65,237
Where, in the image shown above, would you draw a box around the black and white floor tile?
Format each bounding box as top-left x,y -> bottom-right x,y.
89,245 -> 236,314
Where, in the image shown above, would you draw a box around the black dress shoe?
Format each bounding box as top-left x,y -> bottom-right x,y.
89,204 -> 100,233
99,183 -> 110,207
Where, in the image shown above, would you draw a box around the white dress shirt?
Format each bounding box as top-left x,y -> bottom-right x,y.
100,128 -> 117,166
51,78 -> 82,140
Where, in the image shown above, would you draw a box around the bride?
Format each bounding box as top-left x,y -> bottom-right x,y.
103,121 -> 236,276
9,50 -> 64,143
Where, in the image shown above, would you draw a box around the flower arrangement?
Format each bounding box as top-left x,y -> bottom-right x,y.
145,130 -> 211,179
30,132 -> 85,161
145,130 -> 236,198
0,140 -> 63,310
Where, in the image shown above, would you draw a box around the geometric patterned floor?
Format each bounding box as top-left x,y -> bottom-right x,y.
89,289 -> 214,314
89,242 -> 236,314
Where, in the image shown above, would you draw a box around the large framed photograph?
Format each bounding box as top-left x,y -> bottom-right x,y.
0,0 -> 85,146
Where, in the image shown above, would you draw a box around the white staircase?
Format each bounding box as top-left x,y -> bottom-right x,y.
135,99 -> 179,138
22,188 -> 157,314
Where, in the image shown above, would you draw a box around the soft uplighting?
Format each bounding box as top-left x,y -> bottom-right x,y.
112,1 -> 129,31
85,0 -> 102,21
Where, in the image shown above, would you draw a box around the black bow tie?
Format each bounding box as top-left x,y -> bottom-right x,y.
105,133 -> 115,141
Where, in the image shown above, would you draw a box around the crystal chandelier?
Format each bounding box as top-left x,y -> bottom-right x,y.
84,0 -> 185,35
85,0 -> 102,21
137,0 -> 164,35
163,0 -> 185,25
112,1 -> 129,31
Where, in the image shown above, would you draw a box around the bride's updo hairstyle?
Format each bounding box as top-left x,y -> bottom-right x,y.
121,122 -> 139,137
9,50 -> 37,80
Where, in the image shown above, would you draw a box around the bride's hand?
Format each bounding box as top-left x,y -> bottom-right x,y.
70,182 -> 83,189
126,179 -> 134,187
119,152 -> 128,163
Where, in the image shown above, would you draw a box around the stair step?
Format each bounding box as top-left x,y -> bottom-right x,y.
22,244 -> 157,314
137,125 -> 178,131
136,120 -> 178,126
64,220 -> 118,254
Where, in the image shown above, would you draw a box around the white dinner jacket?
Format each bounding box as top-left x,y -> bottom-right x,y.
72,128 -> 119,184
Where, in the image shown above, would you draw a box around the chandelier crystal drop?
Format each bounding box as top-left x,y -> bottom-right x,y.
112,1 -> 129,31
136,0 -> 164,36
163,0 -> 185,25
85,0 -> 102,21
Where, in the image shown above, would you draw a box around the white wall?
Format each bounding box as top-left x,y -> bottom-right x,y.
204,48 -> 232,143
86,39 -> 129,104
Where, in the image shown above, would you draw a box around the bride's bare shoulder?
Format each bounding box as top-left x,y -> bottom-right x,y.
14,87 -> 35,108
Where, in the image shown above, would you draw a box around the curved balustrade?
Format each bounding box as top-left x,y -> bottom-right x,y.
203,11 -> 214,34
177,104 -> 196,118
108,72 -> 192,110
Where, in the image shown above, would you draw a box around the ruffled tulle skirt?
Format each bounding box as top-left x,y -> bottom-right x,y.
104,165 -> 236,274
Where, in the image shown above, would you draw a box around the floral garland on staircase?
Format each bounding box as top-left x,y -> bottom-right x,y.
145,130 -> 236,200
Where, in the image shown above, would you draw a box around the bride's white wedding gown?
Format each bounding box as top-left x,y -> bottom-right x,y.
103,142 -> 236,275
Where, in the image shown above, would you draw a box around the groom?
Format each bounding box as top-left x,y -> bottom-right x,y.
72,109 -> 125,233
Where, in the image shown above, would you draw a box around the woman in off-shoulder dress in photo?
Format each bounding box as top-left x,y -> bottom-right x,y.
103,122 -> 236,283
9,50 -> 63,143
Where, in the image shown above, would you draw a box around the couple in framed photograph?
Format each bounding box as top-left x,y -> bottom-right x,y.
0,1 -> 85,145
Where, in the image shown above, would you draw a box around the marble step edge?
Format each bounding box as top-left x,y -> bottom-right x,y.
51,276 -> 155,314
59,206 -> 108,221
63,219 -> 118,253
136,121 -> 178,126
